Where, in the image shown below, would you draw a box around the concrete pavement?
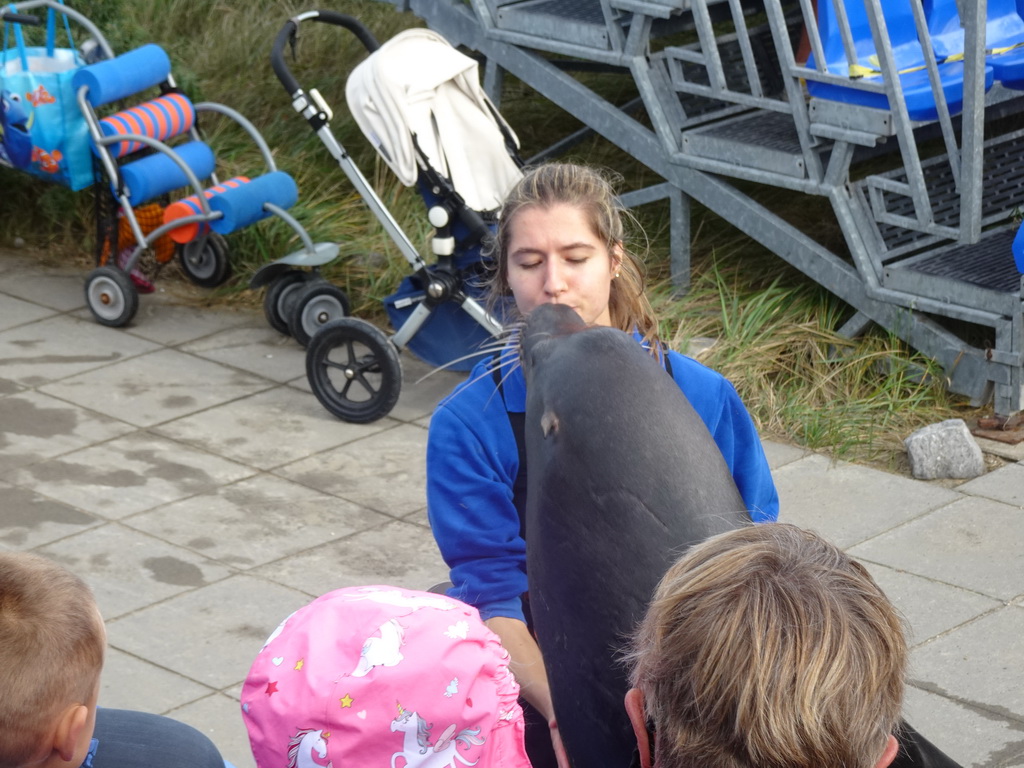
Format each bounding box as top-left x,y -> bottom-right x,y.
0,251 -> 1021,768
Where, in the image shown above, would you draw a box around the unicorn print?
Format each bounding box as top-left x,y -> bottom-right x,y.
262,609 -> 298,652
390,705 -> 484,768
286,728 -> 332,768
351,618 -> 406,677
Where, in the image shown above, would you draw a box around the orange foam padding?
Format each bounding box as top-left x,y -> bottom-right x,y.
163,177 -> 251,243
98,93 -> 196,159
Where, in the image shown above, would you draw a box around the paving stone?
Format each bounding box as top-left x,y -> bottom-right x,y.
975,436 -> 1024,464
0,480 -> 102,548
38,523 -> 235,619
909,605 -> 1024,722
105,574 -> 310,690
0,377 -> 24,396
100,647 -> 215,713
0,314 -> 160,386
180,325 -> 308,383
167,692 -> 255,768
252,519 -> 448,597
773,453 -> 961,547
126,474 -> 388,569
850,496 -> 1024,601
126,302 -> 254,347
0,266 -> 86,311
388,354 -> 467,424
403,506 -> 431,529
0,390 -> 134,473
761,439 -> 808,470
39,348 -> 273,427
861,561 -> 1003,645
6,431 -> 256,519
275,424 -> 428,517
153,386 -> 391,470
903,686 -> 1024,768
0,291 -> 57,331
958,463 -> 1024,508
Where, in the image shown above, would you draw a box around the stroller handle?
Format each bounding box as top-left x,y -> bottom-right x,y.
0,10 -> 43,25
271,10 -> 380,98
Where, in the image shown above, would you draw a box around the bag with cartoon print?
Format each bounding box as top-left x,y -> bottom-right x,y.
1,2 -> 92,190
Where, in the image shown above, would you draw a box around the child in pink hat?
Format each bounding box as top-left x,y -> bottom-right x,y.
242,585 -> 532,768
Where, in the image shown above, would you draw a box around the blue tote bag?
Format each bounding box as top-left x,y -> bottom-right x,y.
1,2 -> 93,190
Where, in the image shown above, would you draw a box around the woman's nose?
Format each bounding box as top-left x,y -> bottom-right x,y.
543,262 -> 567,296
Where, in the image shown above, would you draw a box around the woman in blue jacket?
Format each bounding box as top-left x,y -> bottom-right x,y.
426,162 -> 778,768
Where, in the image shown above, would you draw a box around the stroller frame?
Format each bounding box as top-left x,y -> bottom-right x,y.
267,11 -> 509,422
3,0 -> 338,328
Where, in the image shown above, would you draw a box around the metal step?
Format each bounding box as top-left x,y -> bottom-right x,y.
496,0 -> 616,49
883,226 -> 1024,315
855,129 -> 1024,259
681,110 -> 807,178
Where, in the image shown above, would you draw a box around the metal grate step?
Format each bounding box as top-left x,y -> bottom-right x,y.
883,226 -> 1024,315
681,110 -> 807,177
496,0 -> 615,48
855,130 -> 1024,258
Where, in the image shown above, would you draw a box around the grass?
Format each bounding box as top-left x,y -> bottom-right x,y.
0,0 -> 981,469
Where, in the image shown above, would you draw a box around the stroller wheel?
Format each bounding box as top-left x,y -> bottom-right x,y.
177,233 -> 231,288
263,269 -> 315,336
85,266 -> 139,327
306,318 -> 402,423
289,281 -> 352,348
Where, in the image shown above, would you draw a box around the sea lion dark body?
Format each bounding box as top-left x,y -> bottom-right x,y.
521,304 -> 751,768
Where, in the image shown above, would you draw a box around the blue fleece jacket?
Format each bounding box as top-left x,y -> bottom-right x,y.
426,339 -> 779,622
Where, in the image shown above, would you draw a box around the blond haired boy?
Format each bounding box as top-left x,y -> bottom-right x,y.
0,552 -> 104,768
0,552 -> 226,768
627,523 -> 957,768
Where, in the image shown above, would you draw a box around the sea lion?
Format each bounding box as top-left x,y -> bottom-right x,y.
520,303 -> 751,768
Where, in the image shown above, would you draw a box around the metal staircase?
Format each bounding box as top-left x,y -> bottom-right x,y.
382,0 -> 1024,415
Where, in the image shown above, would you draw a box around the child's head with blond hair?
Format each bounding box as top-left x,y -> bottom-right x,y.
627,523 -> 906,768
0,552 -> 106,768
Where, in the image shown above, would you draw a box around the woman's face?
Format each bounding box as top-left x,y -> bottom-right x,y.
505,203 -> 621,327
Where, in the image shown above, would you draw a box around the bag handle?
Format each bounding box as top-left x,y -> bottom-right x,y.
3,0 -> 76,69
45,0 -> 75,58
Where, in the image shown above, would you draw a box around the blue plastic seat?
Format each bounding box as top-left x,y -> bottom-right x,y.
927,0 -> 1024,89
806,0 -> 994,120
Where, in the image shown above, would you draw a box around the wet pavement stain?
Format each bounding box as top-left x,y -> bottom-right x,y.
142,556 -> 208,587
0,395 -> 79,448
187,536 -> 217,550
0,486 -> 97,533
26,461 -> 145,488
1,351 -> 122,364
0,379 -> 20,395
132,449 -> 214,488
162,395 -> 197,410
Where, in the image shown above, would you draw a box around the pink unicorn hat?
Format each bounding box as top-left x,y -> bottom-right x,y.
241,585 -> 531,768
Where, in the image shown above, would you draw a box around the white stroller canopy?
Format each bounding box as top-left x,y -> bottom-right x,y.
346,28 -> 523,212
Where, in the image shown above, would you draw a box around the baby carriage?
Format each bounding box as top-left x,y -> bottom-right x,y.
264,11 -> 523,423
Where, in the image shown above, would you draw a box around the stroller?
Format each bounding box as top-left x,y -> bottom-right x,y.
263,11 -> 523,423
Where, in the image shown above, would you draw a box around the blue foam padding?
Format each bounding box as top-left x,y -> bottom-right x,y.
118,141 -> 215,205
1013,224 -> 1024,273
208,171 -> 298,235
72,44 -> 172,107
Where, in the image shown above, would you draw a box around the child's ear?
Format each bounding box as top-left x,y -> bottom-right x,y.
53,704 -> 90,763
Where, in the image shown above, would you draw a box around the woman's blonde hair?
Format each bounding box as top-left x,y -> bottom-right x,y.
629,523 -> 907,768
485,162 -> 661,348
0,552 -> 104,768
